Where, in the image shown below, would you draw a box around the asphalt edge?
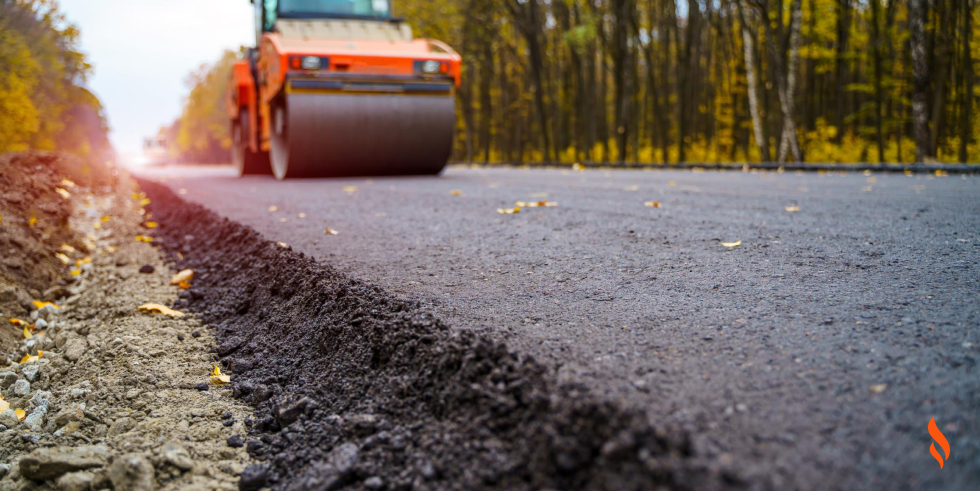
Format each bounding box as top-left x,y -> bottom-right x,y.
136,177 -> 756,491
451,161 -> 980,175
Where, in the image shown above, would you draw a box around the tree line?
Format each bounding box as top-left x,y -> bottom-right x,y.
0,0 -> 111,161
401,0 -> 977,164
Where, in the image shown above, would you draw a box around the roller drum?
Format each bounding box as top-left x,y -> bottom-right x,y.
271,92 -> 455,179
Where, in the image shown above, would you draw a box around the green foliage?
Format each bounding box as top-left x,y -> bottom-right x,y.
169,50 -> 239,162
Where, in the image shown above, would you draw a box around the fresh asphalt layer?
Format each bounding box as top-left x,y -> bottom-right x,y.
141,164 -> 980,490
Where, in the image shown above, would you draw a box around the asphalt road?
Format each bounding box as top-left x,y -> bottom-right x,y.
141,164 -> 980,490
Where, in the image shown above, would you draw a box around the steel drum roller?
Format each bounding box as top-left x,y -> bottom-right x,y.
271,92 -> 455,179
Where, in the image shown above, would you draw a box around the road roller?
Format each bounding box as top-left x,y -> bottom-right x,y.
227,0 -> 462,179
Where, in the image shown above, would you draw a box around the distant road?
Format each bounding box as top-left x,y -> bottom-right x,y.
141,164 -> 980,490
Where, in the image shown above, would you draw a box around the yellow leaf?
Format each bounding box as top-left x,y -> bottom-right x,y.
29,217 -> 37,227
19,351 -> 42,364
0,215 -> 3,224
450,190 -> 462,196
867,177 -> 877,184
343,186 -> 358,194
23,325 -> 32,339
572,163 -> 585,171
721,240 -> 742,248
15,409 -> 25,421
70,269 -> 81,277
55,188 -> 71,199
101,216 -> 111,223
869,384 -> 888,394
135,235 -> 153,243
33,301 -> 59,310
267,205 -> 279,212
80,257 -> 92,265
170,269 -> 194,285
644,201 -> 661,208
668,181 -> 676,187
60,244 -> 76,253
138,303 -> 185,318
863,170 -> 872,176
903,169 -> 913,177
497,206 -> 521,215
9,319 -> 27,326
178,281 -> 191,290
0,397 -> 9,412
324,228 -> 339,235
785,206 -> 800,212
935,169 -> 948,177
131,192 -> 142,200
55,253 -> 71,265
211,366 -> 231,385
144,221 -> 158,229
60,179 -> 76,188
139,198 -> 151,206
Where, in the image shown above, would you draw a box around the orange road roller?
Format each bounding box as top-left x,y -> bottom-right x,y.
227,0 -> 462,179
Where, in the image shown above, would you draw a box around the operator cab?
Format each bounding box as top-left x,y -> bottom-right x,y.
254,0 -> 399,44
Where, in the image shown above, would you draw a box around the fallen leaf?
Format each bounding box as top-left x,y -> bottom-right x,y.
139,198 -> 151,206
869,384 -> 888,394
144,221 -> 158,229
324,228 -> 339,235
138,303 -> 185,318
785,206 -> 800,212
277,242 -> 289,248
33,301 -> 59,310
178,281 -> 191,290
450,190 -> 462,196
903,169 -> 913,176
28,217 -> 37,227
15,409 -> 25,421
497,206 -> 521,215
211,366 -> 231,385
935,169 -> 948,177
863,170 -> 872,176
267,205 -> 279,212
644,201 -> 661,208
668,181 -> 677,187
93,222 -> 102,230
60,244 -> 76,253
23,325 -> 32,339
70,269 -> 81,277
55,188 -> 71,199
572,163 -> 585,171
60,179 -> 76,188
279,217 -> 288,223
55,253 -> 71,265
19,351 -> 43,364
9,319 -> 27,326
343,186 -> 358,194
721,240 -> 742,248
135,235 -> 153,243
297,213 -> 306,218
0,397 -> 8,412
170,269 -> 194,285
867,177 -> 877,184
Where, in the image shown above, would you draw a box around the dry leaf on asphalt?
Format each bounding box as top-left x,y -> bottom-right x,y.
211,366 -> 231,385
15,409 -> 25,421
497,206 -> 521,215
55,253 -> 71,265
23,325 -> 32,339
60,244 -> 76,253
55,188 -> 71,199
869,384 -> 888,394
9,319 -> 27,327
178,281 -> 191,290
644,201 -> 661,208
668,181 -> 677,187
324,228 -> 339,235
60,179 -> 76,188
170,269 -> 194,285
135,235 -> 153,243
28,217 -> 37,227
343,186 -> 358,194
450,190 -> 462,196
572,163 -> 585,171
138,303 -> 185,318
267,205 -> 279,212
277,242 -> 289,248
785,206 -> 800,212
144,221 -> 158,229
297,213 -> 306,218
721,240 -> 742,248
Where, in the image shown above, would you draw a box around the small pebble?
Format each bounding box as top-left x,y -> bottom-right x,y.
194,383 -> 209,391
177,334 -> 184,341
191,331 -> 201,338
223,419 -> 235,427
226,435 -> 245,448
138,265 -> 155,274
221,411 -> 233,420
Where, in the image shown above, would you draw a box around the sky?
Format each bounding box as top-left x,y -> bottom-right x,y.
57,0 -> 255,158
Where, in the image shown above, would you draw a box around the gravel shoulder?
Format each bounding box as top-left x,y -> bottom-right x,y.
0,154 -> 254,490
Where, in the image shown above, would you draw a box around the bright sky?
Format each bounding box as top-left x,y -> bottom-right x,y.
57,0 -> 255,158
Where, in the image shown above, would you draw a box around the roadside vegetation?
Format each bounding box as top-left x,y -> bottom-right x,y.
0,0 -> 111,162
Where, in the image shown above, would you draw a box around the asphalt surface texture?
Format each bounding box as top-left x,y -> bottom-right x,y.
140,164 -> 980,490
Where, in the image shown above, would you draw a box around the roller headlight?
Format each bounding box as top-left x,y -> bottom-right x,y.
301,56 -> 322,70
421,60 -> 442,74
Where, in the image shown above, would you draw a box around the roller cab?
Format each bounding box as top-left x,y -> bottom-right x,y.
229,0 -> 462,179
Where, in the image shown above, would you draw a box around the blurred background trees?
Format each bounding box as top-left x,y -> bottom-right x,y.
0,0 -> 111,161
394,0 -> 976,164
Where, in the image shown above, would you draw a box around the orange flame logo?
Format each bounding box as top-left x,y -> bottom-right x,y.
928,416 -> 951,469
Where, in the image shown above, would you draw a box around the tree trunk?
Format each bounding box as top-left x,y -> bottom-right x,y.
612,0 -> 630,162
909,0 -> 930,162
961,0 -> 974,163
736,0 -> 770,162
871,0 -> 885,164
835,0 -> 851,144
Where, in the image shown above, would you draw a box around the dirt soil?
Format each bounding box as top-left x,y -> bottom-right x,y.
140,179 -> 753,491
0,153 -> 254,490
